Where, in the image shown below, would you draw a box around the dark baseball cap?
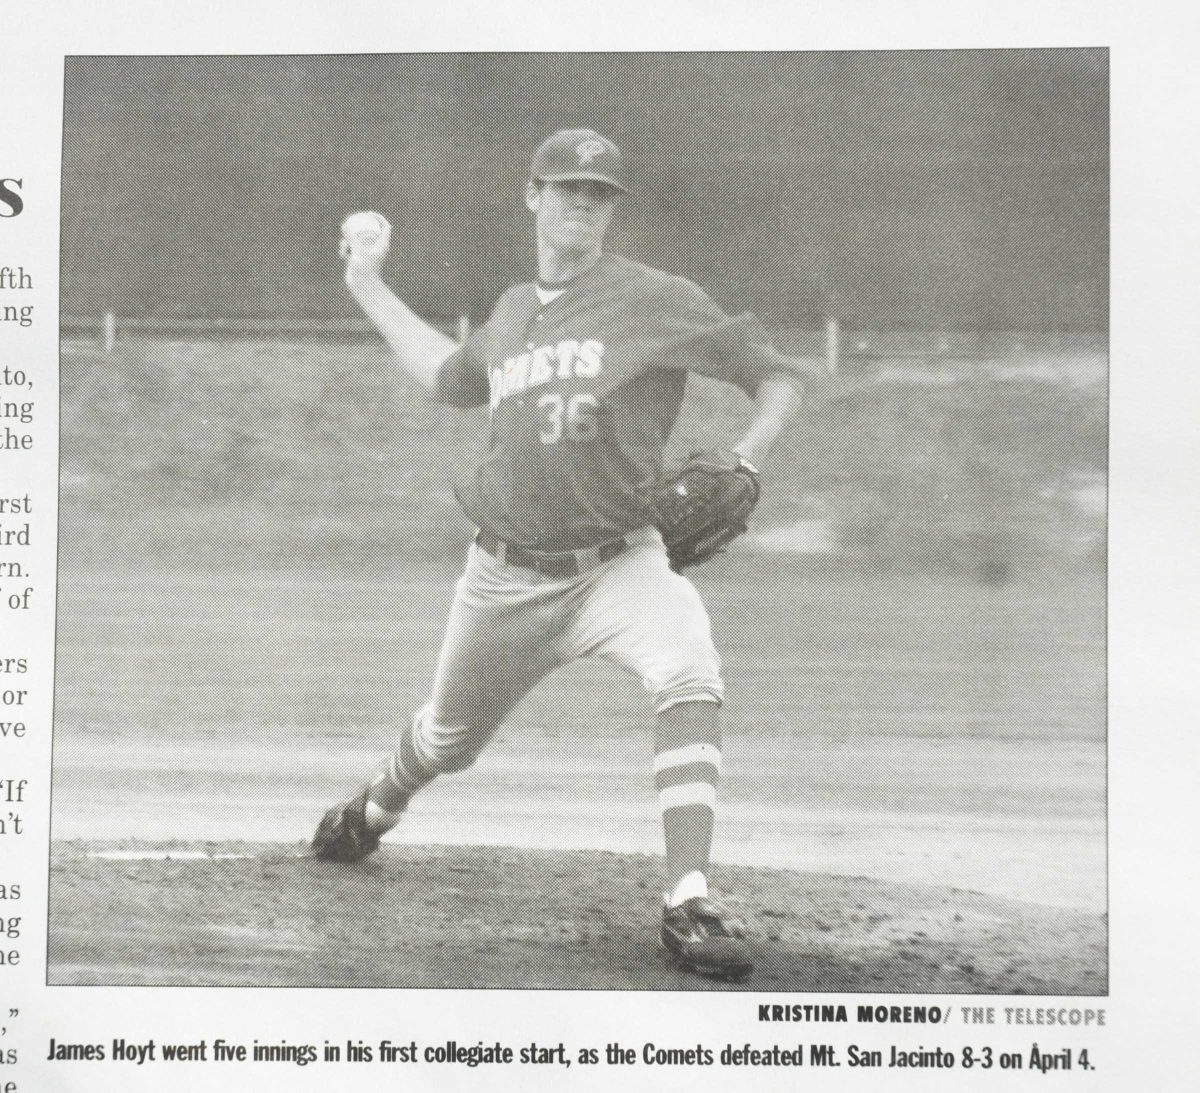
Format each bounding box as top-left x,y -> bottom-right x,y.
530,129 -> 630,194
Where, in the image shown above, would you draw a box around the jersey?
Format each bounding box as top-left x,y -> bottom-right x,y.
436,253 -> 794,552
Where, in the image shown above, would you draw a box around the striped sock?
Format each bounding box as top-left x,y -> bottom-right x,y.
654,701 -> 722,902
362,711 -> 438,834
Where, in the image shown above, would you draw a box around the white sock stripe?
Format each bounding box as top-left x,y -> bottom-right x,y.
653,743 -> 722,775
658,782 -> 717,811
667,870 -> 709,907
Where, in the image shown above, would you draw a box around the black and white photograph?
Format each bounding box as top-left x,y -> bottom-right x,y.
48,50 -> 1107,993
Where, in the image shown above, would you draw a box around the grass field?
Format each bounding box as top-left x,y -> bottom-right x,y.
58,339 -> 1106,574
48,337 -> 1106,991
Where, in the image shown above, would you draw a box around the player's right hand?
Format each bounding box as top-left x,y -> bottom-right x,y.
339,211 -> 392,283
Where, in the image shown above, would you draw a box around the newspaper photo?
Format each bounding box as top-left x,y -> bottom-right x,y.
2,3 -> 1198,1090
48,48 -> 1108,995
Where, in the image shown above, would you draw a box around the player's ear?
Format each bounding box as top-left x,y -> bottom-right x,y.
525,180 -> 541,212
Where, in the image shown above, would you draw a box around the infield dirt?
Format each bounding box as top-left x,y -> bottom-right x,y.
49,842 -> 1105,992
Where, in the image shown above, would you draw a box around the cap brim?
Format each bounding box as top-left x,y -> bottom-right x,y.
534,171 -> 629,194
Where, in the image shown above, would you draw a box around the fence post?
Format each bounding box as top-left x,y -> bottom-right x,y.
824,316 -> 840,374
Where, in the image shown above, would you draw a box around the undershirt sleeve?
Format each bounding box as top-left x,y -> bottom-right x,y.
677,282 -> 827,399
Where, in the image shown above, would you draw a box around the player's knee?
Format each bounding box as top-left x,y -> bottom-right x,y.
648,656 -> 725,713
412,708 -> 491,774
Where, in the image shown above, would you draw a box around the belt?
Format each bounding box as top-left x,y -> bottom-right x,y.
475,529 -> 632,579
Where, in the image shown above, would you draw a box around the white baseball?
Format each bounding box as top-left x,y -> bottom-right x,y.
341,211 -> 386,248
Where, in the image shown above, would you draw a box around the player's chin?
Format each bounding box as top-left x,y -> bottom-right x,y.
552,222 -> 599,249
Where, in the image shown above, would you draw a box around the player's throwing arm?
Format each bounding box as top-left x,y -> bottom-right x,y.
339,211 -> 458,391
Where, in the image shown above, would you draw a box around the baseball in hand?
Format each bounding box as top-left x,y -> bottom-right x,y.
340,211 -> 387,256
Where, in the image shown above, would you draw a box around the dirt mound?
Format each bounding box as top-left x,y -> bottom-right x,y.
49,841 -> 1106,993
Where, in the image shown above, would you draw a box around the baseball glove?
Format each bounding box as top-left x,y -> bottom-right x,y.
654,449 -> 760,571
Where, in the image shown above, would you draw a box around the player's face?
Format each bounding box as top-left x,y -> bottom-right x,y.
528,179 -> 617,257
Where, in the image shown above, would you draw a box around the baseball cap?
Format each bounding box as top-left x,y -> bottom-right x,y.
531,129 -> 630,194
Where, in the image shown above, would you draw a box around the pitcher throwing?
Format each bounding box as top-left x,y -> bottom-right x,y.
314,129 -> 812,982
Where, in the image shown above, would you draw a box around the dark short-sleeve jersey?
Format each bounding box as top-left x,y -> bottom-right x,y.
437,253 -> 797,552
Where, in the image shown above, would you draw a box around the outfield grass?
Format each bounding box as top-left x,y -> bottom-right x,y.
59,338 -> 1106,575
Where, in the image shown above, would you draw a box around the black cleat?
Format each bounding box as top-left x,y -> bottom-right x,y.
661,896 -> 753,982
311,790 -> 380,862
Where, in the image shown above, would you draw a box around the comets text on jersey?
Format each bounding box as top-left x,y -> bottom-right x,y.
489,339 -> 605,410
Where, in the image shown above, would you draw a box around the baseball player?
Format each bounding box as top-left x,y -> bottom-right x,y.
315,129 -> 810,982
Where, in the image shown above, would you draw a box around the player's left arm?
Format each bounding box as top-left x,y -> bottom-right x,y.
669,282 -> 812,466
731,354 -> 805,467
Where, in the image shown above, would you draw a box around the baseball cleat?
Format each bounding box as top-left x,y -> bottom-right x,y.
311,790 -> 380,862
661,896 -> 753,982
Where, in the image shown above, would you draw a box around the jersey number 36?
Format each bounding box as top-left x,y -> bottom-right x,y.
538,392 -> 599,444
